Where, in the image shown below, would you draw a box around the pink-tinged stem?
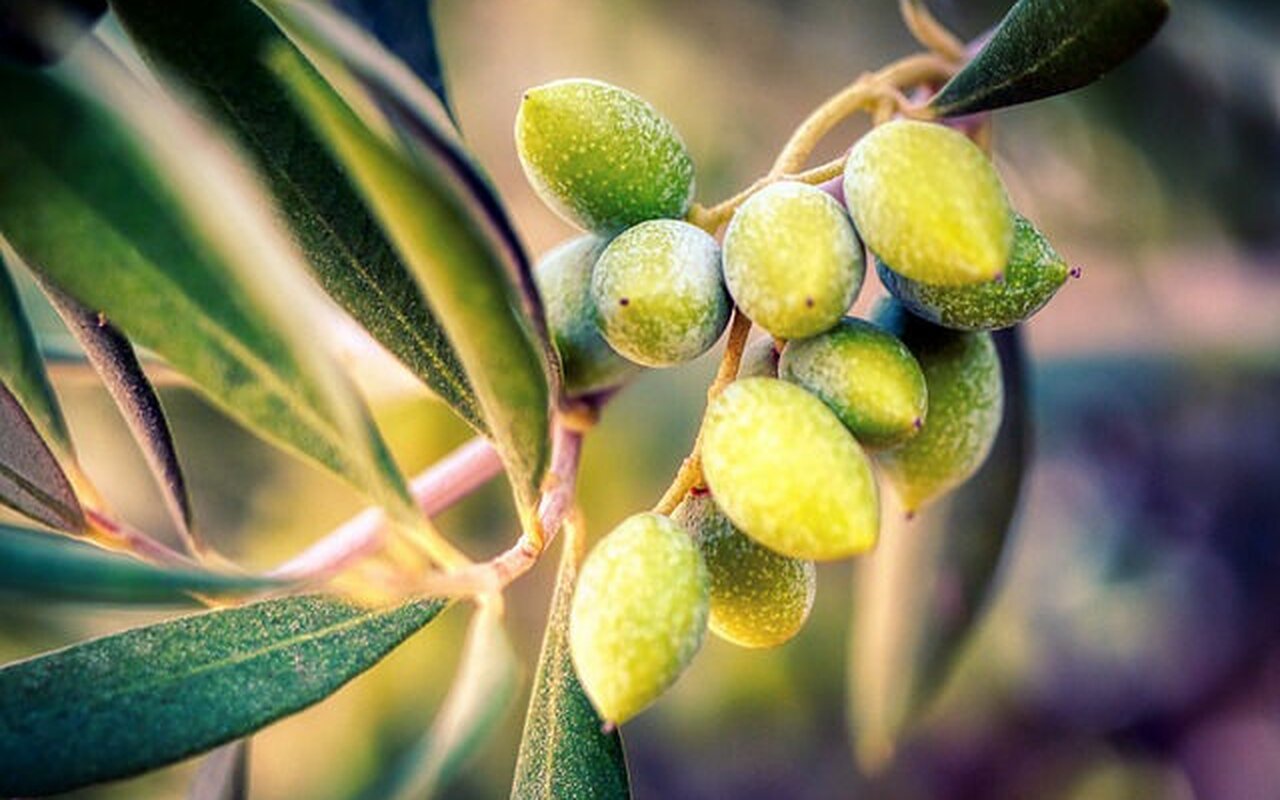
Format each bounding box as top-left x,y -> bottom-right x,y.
84,507 -> 195,567
269,437 -> 503,581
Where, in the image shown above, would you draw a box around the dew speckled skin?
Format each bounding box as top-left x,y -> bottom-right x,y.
569,512 -> 709,725
702,377 -> 880,560
844,120 -> 1013,286
673,493 -> 816,649
535,235 -> 638,395
723,181 -> 864,339
873,300 -> 1003,513
590,219 -> 730,367
877,215 -> 1069,331
516,79 -> 695,234
780,317 -> 928,449
737,337 -> 781,378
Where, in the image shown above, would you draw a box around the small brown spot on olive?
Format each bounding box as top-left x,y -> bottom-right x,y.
618,297 -> 630,307
805,296 -> 815,308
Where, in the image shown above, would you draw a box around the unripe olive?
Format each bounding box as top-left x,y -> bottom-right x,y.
844,120 -> 1013,286
873,300 -> 1003,514
673,493 -> 816,649
722,181 -> 864,339
515,78 -> 695,234
701,377 -> 880,560
780,317 -> 927,449
590,219 -> 730,367
569,512 -> 709,725
535,235 -> 637,395
877,215 -> 1070,331
736,337 -> 781,379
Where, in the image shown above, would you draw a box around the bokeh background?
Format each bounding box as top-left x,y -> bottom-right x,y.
3,0 -> 1279,797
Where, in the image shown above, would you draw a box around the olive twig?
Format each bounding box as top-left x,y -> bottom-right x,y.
690,153 -> 851,232
898,0 -> 968,63
82,507 -> 197,567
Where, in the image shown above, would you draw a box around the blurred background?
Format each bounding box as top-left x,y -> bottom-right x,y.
3,0 -> 1279,797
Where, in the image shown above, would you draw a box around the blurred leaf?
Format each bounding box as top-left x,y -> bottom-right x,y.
333,0 -> 455,121
930,0 -> 1170,117
0,48 -> 420,519
0,523 -> 276,604
267,28 -> 552,506
0,594 -> 447,796
39,278 -> 196,545
848,329 -> 1028,772
384,604 -> 520,800
0,251 -> 75,465
0,382 -> 84,533
189,740 -> 249,800
0,0 -> 104,65
110,0 -> 484,432
512,528 -> 630,799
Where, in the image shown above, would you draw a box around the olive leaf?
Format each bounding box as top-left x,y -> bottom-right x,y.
930,0 -> 1171,117
110,0 -> 484,432
0,45 -> 421,521
0,382 -> 85,533
266,20 -> 553,507
39,278 -> 196,546
0,594 -> 447,796
0,250 -> 80,463
0,523 -> 277,604
188,741 -> 249,800
381,604 -> 520,800
333,0 -> 456,122
512,531 -> 631,799
848,328 -> 1028,772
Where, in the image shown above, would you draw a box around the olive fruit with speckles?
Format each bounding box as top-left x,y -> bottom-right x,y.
737,337 -> 781,378
723,181 -> 864,339
780,317 -> 927,449
569,512 -> 709,725
877,215 -> 1070,331
535,235 -> 637,395
515,79 -> 695,234
873,299 -> 1003,514
673,493 -> 816,649
701,377 -> 879,560
844,120 -> 1013,286
590,219 -> 730,367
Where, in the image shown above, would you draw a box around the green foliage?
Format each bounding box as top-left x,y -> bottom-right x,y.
877,215 -> 1070,331
0,595 -> 446,796
513,533 -> 631,799
723,181 -> 864,339
0,381 -> 84,532
270,33 -> 552,506
590,220 -> 730,368
0,54 -> 418,520
110,0 -> 484,432
0,524 -> 277,604
931,0 -> 1171,117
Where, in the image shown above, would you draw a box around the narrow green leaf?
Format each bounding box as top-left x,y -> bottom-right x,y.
0,46 -> 418,519
333,0 -> 455,121
110,0 -> 484,431
0,593 -> 447,796
930,0 -> 1170,117
0,382 -> 84,532
39,278 -> 196,541
512,532 -> 631,799
0,524 -> 276,604
189,740 -> 249,800
848,329 -> 1028,772
268,31 -> 552,506
384,605 -> 520,800
0,251 -> 75,465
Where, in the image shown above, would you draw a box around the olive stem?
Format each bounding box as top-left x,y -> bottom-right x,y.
898,0 -> 968,63
651,310 -> 752,516
83,507 -> 196,567
690,154 -> 850,232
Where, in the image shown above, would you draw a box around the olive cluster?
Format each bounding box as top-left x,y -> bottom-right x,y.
517,79 -> 1069,727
